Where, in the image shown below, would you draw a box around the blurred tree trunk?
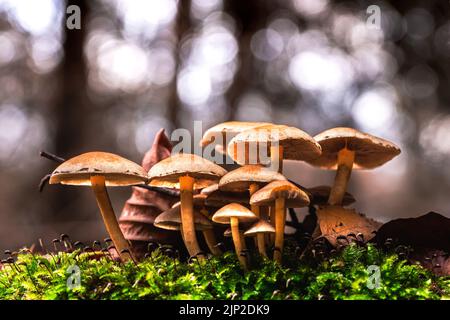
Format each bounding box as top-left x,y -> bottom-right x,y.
167,0 -> 191,129
224,0 -> 271,120
51,0 -> 89,219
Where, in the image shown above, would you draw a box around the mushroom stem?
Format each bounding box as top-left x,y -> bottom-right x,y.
328,148 -> 355,206
202,229 -> 222,256
230,217 -> 247,270
249,184 -> 266,257
90,176 -> 131,262
270,145 -> 284,173
273,197 -> 286,263
179,175 -> 203,259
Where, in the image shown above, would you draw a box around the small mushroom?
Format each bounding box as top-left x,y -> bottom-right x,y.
49,152 -> 148,261
227,124 -> 321,173
167,199 -> 222,256
148,154 -> 227,258
212,203 -> 258,269
306,127 -> 400,206
154,203 -> 214,255
244,220 -> 275,256
219,165 -> 285,257
188,193 -> 223,256
250,180 -> 310,262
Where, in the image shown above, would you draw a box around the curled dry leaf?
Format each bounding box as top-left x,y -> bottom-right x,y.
316,206 -> 382,246
118,129 -> 184,258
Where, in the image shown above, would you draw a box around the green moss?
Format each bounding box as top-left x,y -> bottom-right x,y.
0,243 -> 448,300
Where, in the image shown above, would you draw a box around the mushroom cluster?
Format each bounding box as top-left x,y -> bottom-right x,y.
48,122 -> 400,269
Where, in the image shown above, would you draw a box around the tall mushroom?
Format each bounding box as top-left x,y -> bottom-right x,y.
148,153 -> 227,258
201,121 -> 271,155
212,203 -> 258,269
219,165 -> 285,257
304,128 -> 400,245
49,152 -> 148,261
227,124 -> 321,173
306,128 -> 401,206
250,180 -> 310,262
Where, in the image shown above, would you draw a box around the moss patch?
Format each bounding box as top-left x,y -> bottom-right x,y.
0,243 -> 449,300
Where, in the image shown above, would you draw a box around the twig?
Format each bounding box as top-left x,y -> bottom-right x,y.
39,151 -> 65,163
38,174 -> 52,192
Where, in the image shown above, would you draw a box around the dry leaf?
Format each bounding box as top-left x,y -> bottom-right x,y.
374,212 -> 450,275
118,129 -> 183,258
374,211 -> 450,251
316,206 -> 381,246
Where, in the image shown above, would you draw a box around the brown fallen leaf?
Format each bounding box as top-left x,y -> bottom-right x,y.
316,206 -> 382,246
374,211 -> 450,251
374,212 -> 450,275
118,129 -> 184,258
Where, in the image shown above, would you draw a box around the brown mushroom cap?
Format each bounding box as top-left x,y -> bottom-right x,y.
154,203 -> 212,231
219,165 -> 286,192
212,203 -> 258,224
49,152 -> 148,187
200,121 -> 272,148
308,185 -> 356,206
227,124 -> 322,165
307,127 -> 401,169
250,180 -> 310,208
244,220 -> 275,236
148,153 -> 227,189
200,183 -> 219,195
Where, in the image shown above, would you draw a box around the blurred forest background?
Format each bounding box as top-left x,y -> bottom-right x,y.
0,0 -> 449,251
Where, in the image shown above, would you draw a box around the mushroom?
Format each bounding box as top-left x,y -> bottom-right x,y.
154,203 -> 215,256
308,185 -> 356,207
49,151 -> 148,261
306,128 -> 401,206
250,180 -> 310,262
227,124 -> 321,173
200,121 -> 272,155
212,203 -> 258,269
148,153 -> 227,258
219,165 -> 285,257
244,220 -> 275,255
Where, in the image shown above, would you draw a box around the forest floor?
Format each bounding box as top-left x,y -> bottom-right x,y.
1,240 -> 449,300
